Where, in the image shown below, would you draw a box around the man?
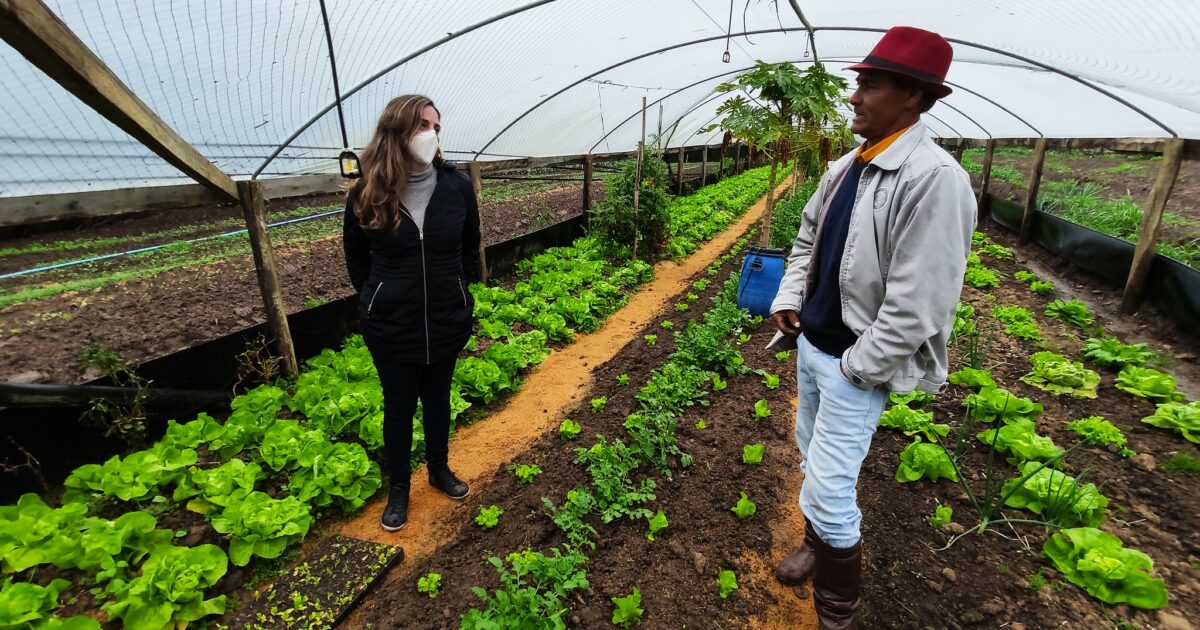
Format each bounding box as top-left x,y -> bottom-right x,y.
766,26 -> 976,629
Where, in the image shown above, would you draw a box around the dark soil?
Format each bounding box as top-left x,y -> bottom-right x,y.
858,223 -> 1200,629
348,223 -> 806,629
0,183 -> 597,385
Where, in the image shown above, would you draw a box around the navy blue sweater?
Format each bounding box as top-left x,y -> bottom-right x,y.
800,159 -> 865,358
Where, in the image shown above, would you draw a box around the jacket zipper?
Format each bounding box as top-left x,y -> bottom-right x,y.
458,276 -> 468,307
367,282 -> 384,316
398,206 -> 431,365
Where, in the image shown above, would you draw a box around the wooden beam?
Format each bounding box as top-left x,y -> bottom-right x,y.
978,139 -> 996,221
953,139 -> 965,163
467,161 -> 488,283
1120,138 -> 1185,314
0,0 -> 238,202
237,180 -> 298,376
582,154 -> 594,218
700,146 -> 708,186
677,147 -> 685,195
1019,138 -> 1048,245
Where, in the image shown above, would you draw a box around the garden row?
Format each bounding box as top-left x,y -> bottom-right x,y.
858,228 -> 1199,627
0,164 -> 782,629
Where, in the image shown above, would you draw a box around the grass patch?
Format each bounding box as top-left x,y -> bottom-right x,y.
1162,452 -> 1200,475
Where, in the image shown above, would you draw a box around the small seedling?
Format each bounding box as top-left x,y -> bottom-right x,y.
753,399 -> 771,420
617,373 -> 630,386
742,443 -> 764,465
611,588 -> 644,628
509,463 -> 542,484
675,303 -> 689,312
738,333 -> 751,344
644,334 -> 658,346
646,510 -> 668,541
686,292 -> 699,302
694,419 -> 708,430
661,320 -> 674,329
718,570 -> 739,599
775,351 -> 791,361
591,396 -> 608,413
928,504 -> 953,527
712,375 -> 728,391
731,492 -> 756,519
693,279 -> 710,291
761,372 -> 780,390
475,505 -> 502,529
417,573 -> 442,598
559,419 -> 582,440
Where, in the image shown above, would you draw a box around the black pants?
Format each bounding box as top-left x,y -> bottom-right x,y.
371,355 -> 457,484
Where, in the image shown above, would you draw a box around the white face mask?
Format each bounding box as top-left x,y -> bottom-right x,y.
409,129 -> 439,165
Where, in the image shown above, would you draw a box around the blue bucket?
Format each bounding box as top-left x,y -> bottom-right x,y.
736,246 -> 787,317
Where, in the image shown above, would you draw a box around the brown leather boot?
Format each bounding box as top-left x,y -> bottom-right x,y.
775,521 -> 820,585
812,535 -> 863,630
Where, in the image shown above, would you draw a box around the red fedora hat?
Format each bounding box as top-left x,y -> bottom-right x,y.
848,26 -> 953,98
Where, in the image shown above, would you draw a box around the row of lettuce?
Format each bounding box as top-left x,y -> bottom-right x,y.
0,166 -> 781,630
877,231 -> 1196,613
461,235 -> 757,628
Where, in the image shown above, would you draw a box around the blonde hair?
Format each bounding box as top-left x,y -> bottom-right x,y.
350,95 -> 441,231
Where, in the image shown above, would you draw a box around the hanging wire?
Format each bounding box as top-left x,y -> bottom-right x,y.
723,0 -> 733,62
316,0 -> 359,178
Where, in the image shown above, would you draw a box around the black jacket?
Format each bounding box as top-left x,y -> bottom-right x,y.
343,162 -> 481,365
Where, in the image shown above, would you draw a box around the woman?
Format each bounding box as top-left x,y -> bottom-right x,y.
343,95 -> 480,532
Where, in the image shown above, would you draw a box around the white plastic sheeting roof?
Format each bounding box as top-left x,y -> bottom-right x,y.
2,0 -> 1199,197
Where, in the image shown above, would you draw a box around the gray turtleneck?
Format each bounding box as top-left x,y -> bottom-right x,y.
401,165 -> 436,231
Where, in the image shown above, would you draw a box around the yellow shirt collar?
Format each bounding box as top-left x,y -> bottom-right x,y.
856,125 -> 913,164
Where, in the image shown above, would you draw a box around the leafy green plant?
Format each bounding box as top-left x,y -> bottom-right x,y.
675,303 -> 689,312
417,573 -> 442,598
1116,366 -> 1185,402
928,504 -> 953,527
1045,299 -> 1095,329
173,458 -> 265,514
948,367 -> 996,390
559,419 -> 582,440
1001,462 -> 1108,528
475,506 -> 503,530
645,510 -> 668,541
611,588 -> 643,628
737,332 -> 750,343
888,390 -> 934,408
288,441 -> 382,513
1141,401 -> 1199,443
775,350 -> 791,361
660,320 -> 674,330
0,577 -> 101,629
895,441 -> 959,483
711,374 -> 728,391
1067,416 -> 1134,457
1043,527 -> 1168,609
1082,337 -> 1155,370
102,544 -> 227,630
542,488 -> 598,551
952,302 -> 977,340
643,334 -> 657,346
63,441 -> 198,503
617,373 -> 631,386
211,492 -> 313,566
718,569 -> 739,599
574,437 -> 657,523
461,547 -> 589,630
992,305 -> 1042,341
1029,280 -> 1055,294
742,443 -> 764,465
1162,452 -> 1200,474
977,419 -> 1065,466
1021,351 -> 1100,398
694,420 -> 708,430
510,463 -> 543,485
257,419 -> 331,472
963,387 -> 1044,424
964,266 -> 1000,288
753,399 -> 771,420
731,492 -> 757,518
759,372 -> 780,390
591,396 -> 608,413
1014,270 -> 1038,283
878,405 -> 950,443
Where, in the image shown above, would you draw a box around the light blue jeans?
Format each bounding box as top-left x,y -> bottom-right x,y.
794,334 -> 888,549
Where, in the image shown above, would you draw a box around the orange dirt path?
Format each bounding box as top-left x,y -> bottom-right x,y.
334,179 -> 814,628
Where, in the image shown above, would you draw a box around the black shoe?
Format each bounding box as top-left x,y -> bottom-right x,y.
381,483 -> 409,532
428,465 -> 469,500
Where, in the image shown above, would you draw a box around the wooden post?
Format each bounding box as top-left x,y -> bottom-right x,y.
953,139 -> 965,163
237,180 -> 298,377
582,153 -> 594,220
467,161 -> 488,283
1120,138 -> 1185,314
0,0 -> 238,203
978,139 -> 996,221
676,146 -> 685,195
632,96 -> 646,260
760,139 -> 781,245
718,131 -> 729,180
1019,138 -> 1049,245
700,146 -> 708,187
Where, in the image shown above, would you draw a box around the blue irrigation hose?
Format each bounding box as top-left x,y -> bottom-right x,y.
0,209 -> 343,281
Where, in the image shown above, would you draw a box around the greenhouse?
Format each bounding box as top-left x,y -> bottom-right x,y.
0,1 -> 1198,628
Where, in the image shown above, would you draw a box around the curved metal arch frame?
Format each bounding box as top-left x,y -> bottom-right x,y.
478,27 -> 1172,160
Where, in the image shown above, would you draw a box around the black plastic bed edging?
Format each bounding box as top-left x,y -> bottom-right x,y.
985,194 -> 1200,330
0,212 -> 593,502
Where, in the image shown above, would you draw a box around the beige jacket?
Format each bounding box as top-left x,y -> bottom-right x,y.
767,122 -> 977,394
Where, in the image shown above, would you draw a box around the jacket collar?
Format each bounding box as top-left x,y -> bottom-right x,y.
867,121 -> 927,171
